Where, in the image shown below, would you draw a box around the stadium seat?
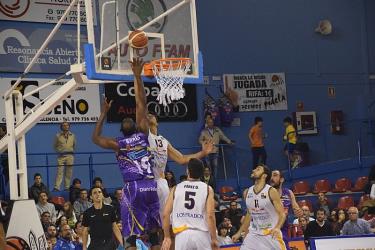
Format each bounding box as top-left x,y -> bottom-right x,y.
292,181 -> 310,195
332,178 -> 352,193
219,186 -> 238,201
51,196 -> 65,206
337,195 -> 354,210
357,194 -> 370,209
351,176 -> 368,192
297,199 -> 313,212
313,179 -> 331,194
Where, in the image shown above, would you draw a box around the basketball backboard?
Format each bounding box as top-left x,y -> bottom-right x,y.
84,0 -> 202,83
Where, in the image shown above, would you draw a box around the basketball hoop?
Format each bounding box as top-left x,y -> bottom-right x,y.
144,58 -> 191,106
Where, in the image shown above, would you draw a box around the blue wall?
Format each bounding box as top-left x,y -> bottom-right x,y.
1,0 -> 374,189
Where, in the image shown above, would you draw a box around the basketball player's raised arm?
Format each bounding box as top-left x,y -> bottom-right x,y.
269,187 -> 286,237
289,190 -> 303,217
167,140 -> 214,165
207,186 -> 219,250
130,57 -> 149,134
161,187 -> 175,250
92,97 -> 120,152
112,222 -> 123,246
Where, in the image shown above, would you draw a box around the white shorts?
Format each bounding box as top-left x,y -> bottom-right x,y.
241,232 -> 286,250
156,178 -> 170,214
175,230 -> 211,250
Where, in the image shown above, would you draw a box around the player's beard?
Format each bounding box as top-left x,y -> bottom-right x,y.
271,181 -> 281,189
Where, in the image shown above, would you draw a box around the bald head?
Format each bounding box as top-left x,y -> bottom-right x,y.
348,206 -> 359,221
301,205 -> 310,217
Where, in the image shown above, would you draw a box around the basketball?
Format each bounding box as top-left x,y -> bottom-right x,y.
129,30 -> 148,49
5,237 -> 30,250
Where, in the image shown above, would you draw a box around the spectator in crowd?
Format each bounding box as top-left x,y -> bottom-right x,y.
283,116 -> 299,168
297,216 -> 308,236
56,215 -> 68,231
111,188 -> 122,220
92,177 -> 112,204
165,171 -> 177,189
365,164 -> 375,194
53,121 -> 76,191
69,178 -> 82,203
37,191 -> 57,224
316,192 -> 332,216
331,209 -> 347,235
53,224 -> 82,250
0,125 -> 9,192
293,205 -> 315,224
29,173 -> 50,203
223,201 -> 243,230
179,175 -> 187,183
304,209 -> 334,246
47,225 -> 58,241
73,189 -> 92,219
249,116 -> 267,169
74,221 -> 87,245
201,166 -> 216,191
199,115 -> 234,176
217,223 -> 233,246
58,201 -> 77,229
41,211 -> 52,232
82,187 -> 123,250
222,217 -> 237,237
341,207 -> 372,235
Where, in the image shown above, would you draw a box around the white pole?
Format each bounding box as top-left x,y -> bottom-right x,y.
98,0 -> 189,58
14,91 -> 28,199
5,93 -> 18,200
77,0 -> 81,64
4,0 -> 79,98
116,0 -> 121,69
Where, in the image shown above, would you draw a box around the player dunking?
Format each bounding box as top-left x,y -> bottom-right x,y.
232,164 -> 287,250
270,170 -> 303,249
161,158 -> 218,250
92,58 -> 160,250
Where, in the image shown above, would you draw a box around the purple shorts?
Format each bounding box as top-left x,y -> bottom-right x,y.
121,179 -> 161,236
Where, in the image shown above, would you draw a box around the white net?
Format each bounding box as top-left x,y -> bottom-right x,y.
152,58 -> 191,106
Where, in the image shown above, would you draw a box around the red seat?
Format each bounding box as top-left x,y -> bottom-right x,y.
51,196 -> 65,206
337,195 -> 355,210
357,194 -> 370,209
332,178 -> 352,193
313,179 -> 331,194
351,176 -> 368,192
292,181 -> 310,195
297,199 -> 313,212
219,186 -> 238,201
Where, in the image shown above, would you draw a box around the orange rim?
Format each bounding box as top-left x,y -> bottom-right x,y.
143,58 -> 191,77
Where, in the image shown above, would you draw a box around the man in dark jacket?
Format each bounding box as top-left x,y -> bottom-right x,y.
304,208 -> 334,247
29,173 -> 50,203
201,166 -> 216,191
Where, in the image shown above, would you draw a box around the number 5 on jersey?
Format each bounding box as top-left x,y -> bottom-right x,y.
185,191 -> 196,209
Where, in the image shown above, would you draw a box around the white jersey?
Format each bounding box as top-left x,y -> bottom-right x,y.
172,180 -> 209,234
246,184 -> 279,235
148,131 -> 169,180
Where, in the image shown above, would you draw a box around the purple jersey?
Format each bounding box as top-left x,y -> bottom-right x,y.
117,132 -> 154,182
280,187 -> 292,248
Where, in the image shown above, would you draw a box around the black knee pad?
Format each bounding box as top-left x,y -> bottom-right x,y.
149,232 -> 159,246
125,235 -> 137,248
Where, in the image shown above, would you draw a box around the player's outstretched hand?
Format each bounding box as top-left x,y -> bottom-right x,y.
231,232 -> 241,243
101,96 -> 113,114
129,57 -> 145,77
211,239 -> 219,250
202,139 -> 214,155
161,237 -> 172,250
294,207 -> 304,218
270,227 -> 281,239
